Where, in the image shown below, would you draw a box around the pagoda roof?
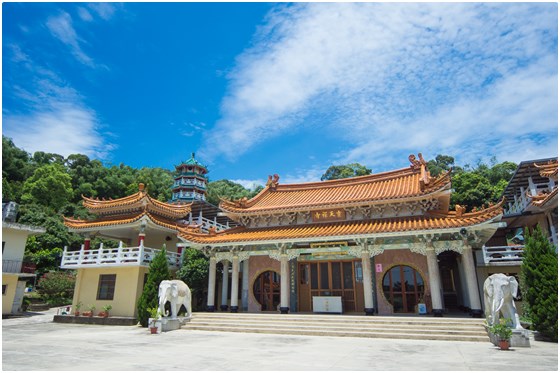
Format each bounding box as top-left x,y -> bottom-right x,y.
220,157 -> 451,215
175,153 -> 208,170
179,200 -> 503,246
63,211 -> 188,232
81,184 -> 191,219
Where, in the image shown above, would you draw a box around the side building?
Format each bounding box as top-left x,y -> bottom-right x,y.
478,157 -> 558,312
61,184 -> 192,318
179,154 -> 504,317
2,202 -> 45,315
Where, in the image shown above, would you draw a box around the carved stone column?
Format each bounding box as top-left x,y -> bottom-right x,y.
426,244 -> 443,317
280,250 -> 290,314
361,249 -> 375,316
220,260 -> 229,311
242,260 -> 249,311
349,240 -> 383,316
207,253 -> 217,312
461,244 -> 483,317
230,251 -> 240,312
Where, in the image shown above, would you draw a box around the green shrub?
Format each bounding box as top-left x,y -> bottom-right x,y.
36,270 -> 76,306
136,248 -> 170,327
176,247 -> 209,311
521,226 -> 558,341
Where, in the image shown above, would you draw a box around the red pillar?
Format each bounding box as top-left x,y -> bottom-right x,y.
138,233 -> 146,246
84,237 -> 91,251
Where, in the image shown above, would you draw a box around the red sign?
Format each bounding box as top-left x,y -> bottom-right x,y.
311,208 -> 346,223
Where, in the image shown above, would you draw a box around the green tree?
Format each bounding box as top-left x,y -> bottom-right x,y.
321,163 -> 372,181
2,136 -> 33,202
21,163 -> 73,212
176,248 -> 209,311
427,154 -> 455,176
521,226 -> 558,341
136,248 -> 171,327
206,179 -> 253,206
36,271 -> 76,306
126,167 -> 173,202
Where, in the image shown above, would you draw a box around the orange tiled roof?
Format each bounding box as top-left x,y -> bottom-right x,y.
179,200 -> 503,245
63,211 -> 187,231
82,184 -> 191,219
220,166 -> 451,214
534,160 -> 558,180
531,187 -> 558,208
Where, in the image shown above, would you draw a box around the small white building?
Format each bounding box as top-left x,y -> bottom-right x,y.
2,202 -> 45,315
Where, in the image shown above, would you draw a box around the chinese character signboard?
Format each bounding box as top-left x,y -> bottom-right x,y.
311,208 -> 346,223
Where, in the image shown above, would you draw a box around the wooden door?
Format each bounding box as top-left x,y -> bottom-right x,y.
298,263 -> 311,312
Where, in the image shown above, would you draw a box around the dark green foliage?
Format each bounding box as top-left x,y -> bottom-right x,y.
21,163 -> 73,212
521,226 -> 558,341
36,271 -> 76,306
449,157 -> 516,211
426,154 -> 455,177
176,248 -> 209,311
137,248 -> 171,327
206,179 -> 254,206
321,163 -> 372,181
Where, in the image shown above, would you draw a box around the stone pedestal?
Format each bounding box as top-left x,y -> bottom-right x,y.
160,317 -> 190,332
487,327 -> 531,347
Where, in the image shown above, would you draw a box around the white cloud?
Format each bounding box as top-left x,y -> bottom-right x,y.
88,3 -> 117,21
200,3 -> 557,170
77,7 -> 93,22
46,11 -> 95,67
3,105 -> 109,159
231,179 -> 266,190
3,45 -> 113,160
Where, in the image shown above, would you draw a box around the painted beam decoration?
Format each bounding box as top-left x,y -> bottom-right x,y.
311,208 -> 346,223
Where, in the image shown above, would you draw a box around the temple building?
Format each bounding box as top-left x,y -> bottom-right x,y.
170,152 -> 208,204
61,183 -> 192,317
178,154 -> 504,317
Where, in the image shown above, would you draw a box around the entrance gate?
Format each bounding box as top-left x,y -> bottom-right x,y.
298,260 -> 364,313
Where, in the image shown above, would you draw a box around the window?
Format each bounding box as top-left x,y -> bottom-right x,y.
97,274 -> 116,300
382,265 -> 425,313
2,285 -> 7,295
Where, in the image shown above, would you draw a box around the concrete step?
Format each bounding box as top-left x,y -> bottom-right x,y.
184,312 -> 489,342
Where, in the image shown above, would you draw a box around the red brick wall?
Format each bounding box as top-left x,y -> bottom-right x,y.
374,249 -> 430,315
248,256 -> 281,312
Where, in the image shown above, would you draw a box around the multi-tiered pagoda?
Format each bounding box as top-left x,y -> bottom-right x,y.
170,153 -> 208,203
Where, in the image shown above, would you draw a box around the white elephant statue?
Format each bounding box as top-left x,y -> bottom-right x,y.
158,280 -> 192,320
483,273 -> 522,329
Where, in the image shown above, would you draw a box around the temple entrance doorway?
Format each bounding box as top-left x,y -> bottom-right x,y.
298,260 -> 364,313
438,251 -> 464,312
253,271 -> 280,311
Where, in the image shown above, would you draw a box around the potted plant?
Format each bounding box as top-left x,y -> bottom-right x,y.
489,318 -> 513,350
74,301 -> 83,316
83,304 -> 96,317
148,306 -> 161,334
99,304 -> 112,318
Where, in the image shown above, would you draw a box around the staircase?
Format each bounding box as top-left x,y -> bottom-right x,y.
185,312 -> 489,342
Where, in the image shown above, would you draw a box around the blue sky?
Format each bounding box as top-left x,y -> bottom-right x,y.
3,2 -> 558,189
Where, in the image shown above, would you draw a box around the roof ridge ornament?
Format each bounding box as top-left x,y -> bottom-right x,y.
266,174 -> 280,190
408,153 -> 426,170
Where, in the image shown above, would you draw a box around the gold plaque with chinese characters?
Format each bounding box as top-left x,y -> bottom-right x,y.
311,208 -> 346,222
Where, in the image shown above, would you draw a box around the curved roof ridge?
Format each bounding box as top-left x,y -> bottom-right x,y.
82,191 -> 144,209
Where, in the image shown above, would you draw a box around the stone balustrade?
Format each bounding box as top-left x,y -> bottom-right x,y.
60,242 -> 182,269
482,245 -> 525,265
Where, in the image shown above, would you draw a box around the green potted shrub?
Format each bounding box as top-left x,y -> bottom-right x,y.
74,301 -> 83,316
489,318 -> 513,350
99,304 -> 112,318
147,307 -> 162,334
83,304 -> 96,317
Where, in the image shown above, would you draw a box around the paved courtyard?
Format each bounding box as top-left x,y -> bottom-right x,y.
2,308 -> 558,371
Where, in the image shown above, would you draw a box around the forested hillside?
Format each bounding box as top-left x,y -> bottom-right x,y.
2,135 -> 517,277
